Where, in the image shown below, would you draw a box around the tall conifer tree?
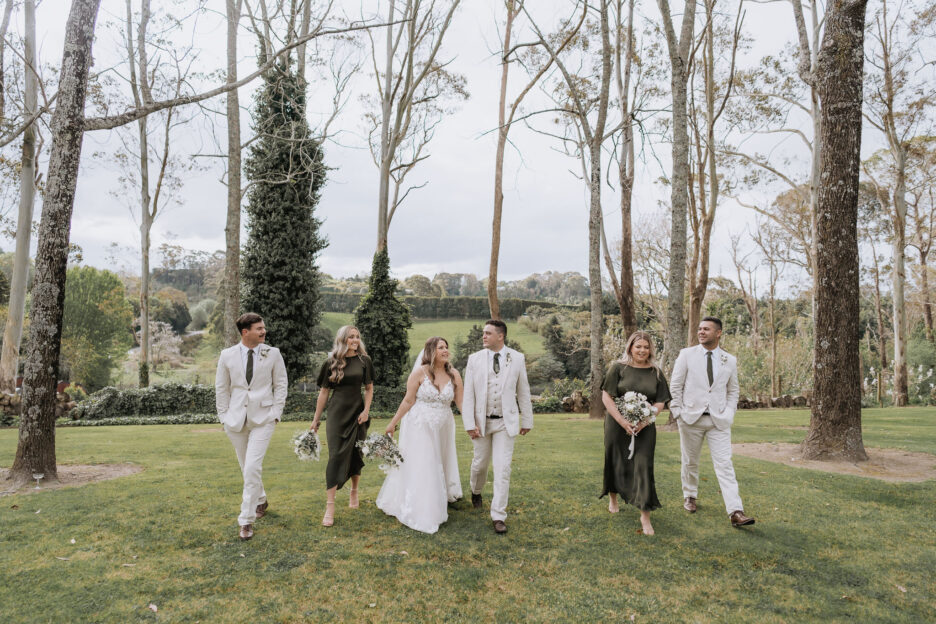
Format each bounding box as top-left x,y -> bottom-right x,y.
242,62 -> 326,382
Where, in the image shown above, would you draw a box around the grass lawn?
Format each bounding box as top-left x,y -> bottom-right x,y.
322,312 -> 546,359
1,408 -> 933,622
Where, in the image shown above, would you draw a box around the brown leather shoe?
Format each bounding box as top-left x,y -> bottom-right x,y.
683,497 -> 697,513
729,510 -> 755,527
472,493 -> 483,509
256,501 -> 269,519
493,520 -> 507,534
239,524 -> 254,540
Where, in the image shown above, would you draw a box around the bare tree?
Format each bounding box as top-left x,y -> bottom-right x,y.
526,0 -> 612,418
685,0 -> 742,345
905,138 -> 936,343
0,0 -> 36,393
8,0 -> 101,488
656,0 -> 696,369
0,0 -> 14,125
800,0 -> 869,462
222,0 -> 243,346
366,0 -> 464,253
751,220 -> 785,398
862,0 -> 936,406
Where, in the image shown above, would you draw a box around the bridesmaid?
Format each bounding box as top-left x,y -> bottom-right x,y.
600,331 -> 671,535
311,326 -> 375,527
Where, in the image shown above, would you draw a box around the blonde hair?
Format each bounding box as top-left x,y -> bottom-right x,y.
327,325 -> 368,384
421,336 -> 456,385
619,331 -> 662,378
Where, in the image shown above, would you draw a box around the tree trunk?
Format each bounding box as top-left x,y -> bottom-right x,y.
656,0 -> 696,370
9,0 -> 101,487
0,0 -> 13,125
223,0 -> 242,346
489,0 -> 516,321
871,244 -> 888,406
801,0 -> 869,462
615,0 -> 637,335
588,0 -> 612,419
376,0 -> 395,254
921,249 -> 933,343
0,0 -> 37,393
891,184 -> 909,405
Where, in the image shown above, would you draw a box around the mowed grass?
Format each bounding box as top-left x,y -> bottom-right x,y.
321,312 -> 546,359
1,408 -> 934,622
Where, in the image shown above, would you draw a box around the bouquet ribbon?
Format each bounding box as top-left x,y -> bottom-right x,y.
628,431 -> 637,459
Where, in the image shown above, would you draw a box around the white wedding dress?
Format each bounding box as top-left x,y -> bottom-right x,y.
376,375 -> 463,534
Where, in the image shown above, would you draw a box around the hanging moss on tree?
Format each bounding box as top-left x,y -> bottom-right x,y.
354,250 -> 412,385
241,62 -> 327,383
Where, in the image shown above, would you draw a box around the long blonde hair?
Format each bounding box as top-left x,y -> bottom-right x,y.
421,336 -> 456,385
619,331 -> 662,378
327,325 -> 368,384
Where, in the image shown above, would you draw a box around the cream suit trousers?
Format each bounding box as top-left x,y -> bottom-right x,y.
225,419 -> 274,526
470,417 -> 515,522
677,415 -> 743,514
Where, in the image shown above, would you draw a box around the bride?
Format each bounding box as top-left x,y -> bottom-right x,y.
376,336 -> 463,533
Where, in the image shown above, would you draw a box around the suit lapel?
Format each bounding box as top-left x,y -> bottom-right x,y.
230,346 -> 248,387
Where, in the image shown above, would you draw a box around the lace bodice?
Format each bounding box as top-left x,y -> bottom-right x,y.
416,375 -> 455,407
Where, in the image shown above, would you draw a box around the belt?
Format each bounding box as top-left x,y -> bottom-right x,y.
487,414 -> 502,419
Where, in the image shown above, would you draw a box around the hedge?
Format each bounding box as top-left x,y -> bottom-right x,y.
322,292 -> 563,319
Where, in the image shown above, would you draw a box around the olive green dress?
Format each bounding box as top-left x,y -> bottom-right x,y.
600,362 -> 672,511
317,354 -> 375,490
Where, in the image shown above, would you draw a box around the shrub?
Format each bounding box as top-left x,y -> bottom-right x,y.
542,377 -> 590,400
532,396 -> 563,413
188,298 -> 216,331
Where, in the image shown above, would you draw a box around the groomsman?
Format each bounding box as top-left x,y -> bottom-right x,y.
216,313 -> 288,540
462,320 -> 533,534
669,317 -> 755,528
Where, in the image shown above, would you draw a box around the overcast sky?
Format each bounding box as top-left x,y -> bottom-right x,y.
15,1 -> 818,287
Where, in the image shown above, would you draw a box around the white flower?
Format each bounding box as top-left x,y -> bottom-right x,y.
641,407 -> 650,416
624,391 -> 637,401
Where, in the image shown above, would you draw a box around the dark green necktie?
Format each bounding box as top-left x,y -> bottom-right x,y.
493,352 -> 500,375
706,351 -> 714,386
246,349 -> 254,385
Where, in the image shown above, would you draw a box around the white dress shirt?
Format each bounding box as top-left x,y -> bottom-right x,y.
239,343 -> 257,376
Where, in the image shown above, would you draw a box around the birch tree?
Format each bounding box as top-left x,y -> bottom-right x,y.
0,0 -> 37,392
656,0 -> 696,369
366,0 -> 464,253
862,0 -> 936,406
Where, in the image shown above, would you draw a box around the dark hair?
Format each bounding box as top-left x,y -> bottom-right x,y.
700,316 -> 723,330
236,312 -> 264,334
485,319 -> 507,338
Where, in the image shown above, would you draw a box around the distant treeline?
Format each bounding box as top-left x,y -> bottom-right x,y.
321,292 -> 567,319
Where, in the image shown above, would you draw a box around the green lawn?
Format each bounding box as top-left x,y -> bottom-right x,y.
322,312 -> 546,359
1,408 -> 933,622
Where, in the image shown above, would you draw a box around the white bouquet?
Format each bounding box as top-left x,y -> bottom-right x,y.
292,430 -> 321,462
613,391 -> 656,458
356,433 -> 404,474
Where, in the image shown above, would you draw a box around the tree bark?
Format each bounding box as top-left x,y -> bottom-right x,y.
656,0 -> 696,370
0,0 -> 14,125
614,0 -> 637,335
489,0 -> 517,321
9,0 -> 101,487
0,0 -> 38,393
801,0 -> 869,462
223,0 -> 242,346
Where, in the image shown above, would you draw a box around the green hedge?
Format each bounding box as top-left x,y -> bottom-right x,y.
322,292 -> 562,319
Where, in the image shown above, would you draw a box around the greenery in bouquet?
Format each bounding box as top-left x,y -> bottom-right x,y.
613,391 -> 656,429
292,430 -> 321,462
356,433 -> 404,474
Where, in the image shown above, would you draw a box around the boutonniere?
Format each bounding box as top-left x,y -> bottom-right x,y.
260,347 -> 270,358
719,353 -> 728,365
506,352 -> 513,365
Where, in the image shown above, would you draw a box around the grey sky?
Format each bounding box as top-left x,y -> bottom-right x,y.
15,1 -> 820,288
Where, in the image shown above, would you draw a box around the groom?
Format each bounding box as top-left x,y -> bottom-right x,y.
462,319 -> 533,534
670,317 -> 755,528
216,313 -> 288,540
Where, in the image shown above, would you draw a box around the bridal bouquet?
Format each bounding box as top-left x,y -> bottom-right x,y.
613,391 -> 656,459
356,433 -> 404,474
292,430 -> 321,462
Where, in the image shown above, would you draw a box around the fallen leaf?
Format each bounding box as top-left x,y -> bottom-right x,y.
70,539 -> 76,544
132,555 -> 138,560
240,553 -> 246,558
34,509 -> 40,514
896,585 -> 907,593
148,604 -> 158,613
367,603 -> 376,608
562,527 -> 570,532
122,564 -> 136,567
841,595 -> 849,600
10,505 -> 18,510
55,556 -> 69,561
399,551 -> 408,556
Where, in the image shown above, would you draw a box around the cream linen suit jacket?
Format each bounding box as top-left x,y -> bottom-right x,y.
461,347 -> 534,437
215,344 -> 288,432
669,345 -> 739,431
